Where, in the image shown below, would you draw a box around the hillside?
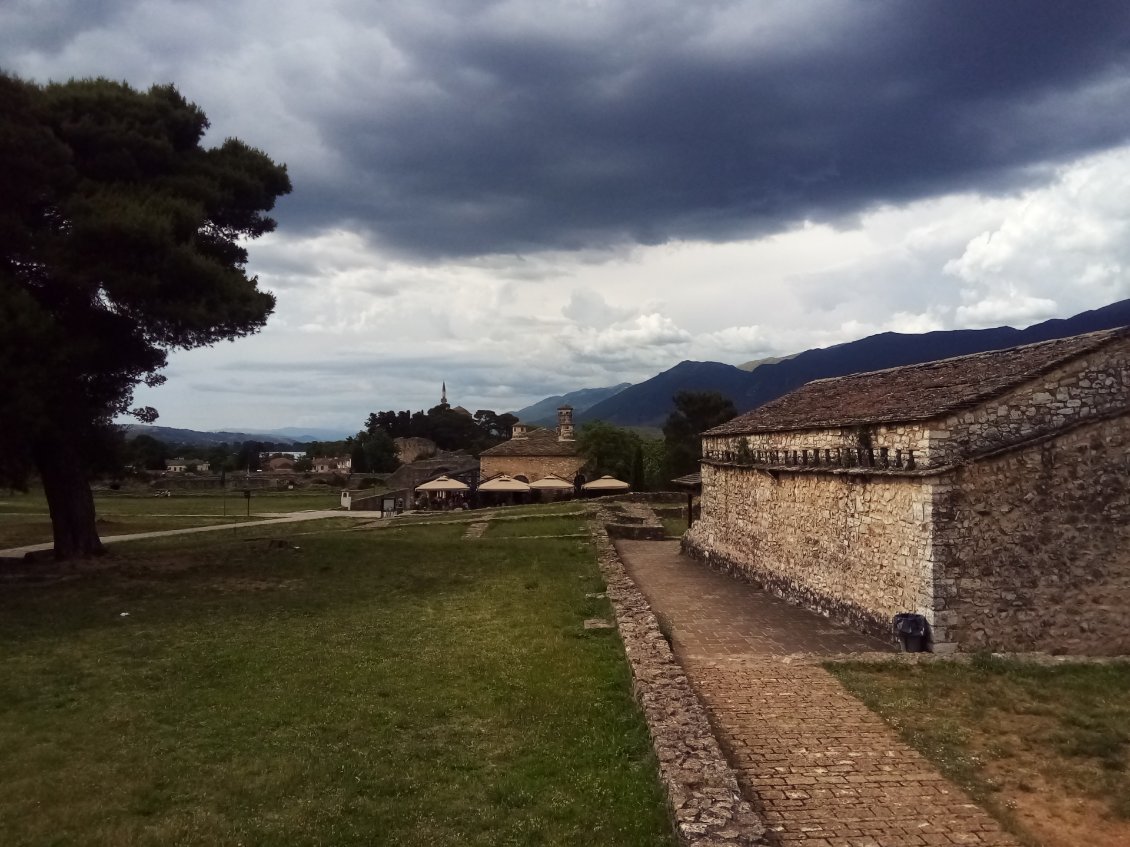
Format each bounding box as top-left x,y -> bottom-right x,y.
511,383 -> 631,425
123,425 -> 308,446
577,298 -> 1130,427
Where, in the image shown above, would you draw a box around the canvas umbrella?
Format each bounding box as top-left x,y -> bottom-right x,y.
415,475 -> 470,492
478,474 -> 532,493
529,474 -> 575,491
582,475 -> 631,492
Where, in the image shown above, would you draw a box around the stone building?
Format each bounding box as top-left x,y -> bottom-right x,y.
312,456 -> 351,473
684,327 -> 1130,655
479,406 -> 586,483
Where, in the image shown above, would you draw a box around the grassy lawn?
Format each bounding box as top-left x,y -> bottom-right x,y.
829,656 -> 1130,847
0,515 -> 673,846
0,514 -> 246,550
381,502 -> 589,528
0,488 -> 344,549
484,515 -> 591,538
485,501 -> 590,518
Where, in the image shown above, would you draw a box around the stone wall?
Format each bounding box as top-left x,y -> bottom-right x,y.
689,338 -> 1130,652
479,454 -> 587,483
592,511 -> 764,846
684,465 -> 935,641
936,413 -> 1130,655
931,336 -> 1130,466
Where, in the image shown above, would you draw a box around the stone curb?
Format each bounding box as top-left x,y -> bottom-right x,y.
590,508 -> 765,846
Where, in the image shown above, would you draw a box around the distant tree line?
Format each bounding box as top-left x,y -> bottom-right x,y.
363,405 -> 519,454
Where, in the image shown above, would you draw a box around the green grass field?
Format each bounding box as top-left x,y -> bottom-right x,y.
0,514 -> 673,846
0,488 -> 345,549
484,515 -> 591,538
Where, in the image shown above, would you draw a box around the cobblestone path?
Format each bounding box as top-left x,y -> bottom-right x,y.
616,539 -> 1017,847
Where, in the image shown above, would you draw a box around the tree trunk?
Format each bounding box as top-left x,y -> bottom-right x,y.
33,436 -> 104,560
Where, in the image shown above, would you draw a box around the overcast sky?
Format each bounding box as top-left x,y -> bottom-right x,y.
6,0 -> 1130,433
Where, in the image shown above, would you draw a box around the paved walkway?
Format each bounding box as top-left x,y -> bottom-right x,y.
616,540 -> 1017,847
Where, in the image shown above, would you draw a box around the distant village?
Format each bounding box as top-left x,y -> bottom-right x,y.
129,382 -> 663,505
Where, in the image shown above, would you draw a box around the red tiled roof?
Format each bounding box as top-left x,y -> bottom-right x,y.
707,327 -> 1128,436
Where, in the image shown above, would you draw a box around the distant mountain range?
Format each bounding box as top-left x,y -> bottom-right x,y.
543,298 -> 1130,428
123,425 -> 352,446
127,298 -> 1130,444
511,383 -> 632,425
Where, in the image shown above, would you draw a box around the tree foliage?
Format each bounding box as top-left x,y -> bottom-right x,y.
363,406 -> 517,454
663,390 -> 738,476
577,421 -> 643,481
348,429 -> 400,473
0,74 -> 290,557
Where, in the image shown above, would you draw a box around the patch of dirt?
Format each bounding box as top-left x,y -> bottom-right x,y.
973,714 -> 1130,847
989,767 -> 1129,847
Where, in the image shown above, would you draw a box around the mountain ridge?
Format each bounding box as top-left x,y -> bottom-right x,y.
574,298 -> 1130,427
510,382 -> 632,425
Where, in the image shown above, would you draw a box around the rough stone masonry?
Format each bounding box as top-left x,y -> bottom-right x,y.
684,328 -> 1130,655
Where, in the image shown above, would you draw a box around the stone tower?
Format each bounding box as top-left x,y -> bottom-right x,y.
556,405 -> 574,441
440,381 -> 448,407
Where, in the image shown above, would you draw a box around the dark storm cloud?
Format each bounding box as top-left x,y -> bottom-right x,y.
9,1 -> 1130,260
288,0 -> 1130,257
2,0 -> 124,54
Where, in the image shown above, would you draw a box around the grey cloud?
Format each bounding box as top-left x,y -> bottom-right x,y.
283,1 -> 1130,257
8,1 -> 1130,263
562,288 -> 633,328
1,0 -> 126,55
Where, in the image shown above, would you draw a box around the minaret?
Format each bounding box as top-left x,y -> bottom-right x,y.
441,381 -> 448,407
556,405 -> 574,441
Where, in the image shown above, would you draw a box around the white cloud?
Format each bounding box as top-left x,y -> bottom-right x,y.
558,313 -> 693,366
944,147 -> 1130,326
561,288 -> 634,327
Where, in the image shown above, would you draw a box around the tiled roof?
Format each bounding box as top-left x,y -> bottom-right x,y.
707,327 -> 1129,436
479,428 -> 579,457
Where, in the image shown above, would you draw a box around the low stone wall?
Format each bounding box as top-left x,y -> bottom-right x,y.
600,491 -> 686,504
603,501 -> 668,540
591,509 -> 764,846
